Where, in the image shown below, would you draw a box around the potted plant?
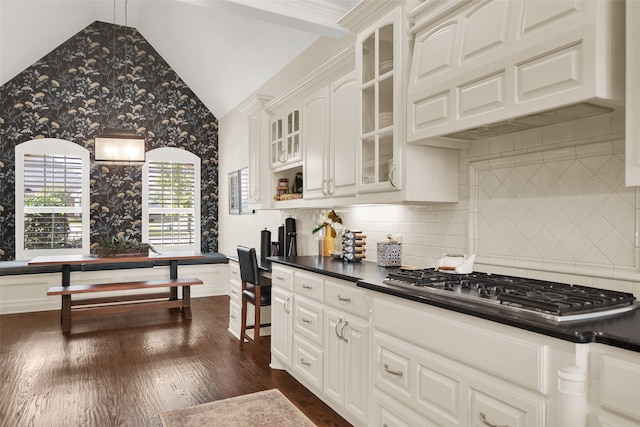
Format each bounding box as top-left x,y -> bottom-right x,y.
94,234 -> 157,258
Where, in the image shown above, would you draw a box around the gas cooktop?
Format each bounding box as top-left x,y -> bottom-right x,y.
383,268 -> 638,322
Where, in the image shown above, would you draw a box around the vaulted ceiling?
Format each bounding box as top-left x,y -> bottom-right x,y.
0,0 -> 358,119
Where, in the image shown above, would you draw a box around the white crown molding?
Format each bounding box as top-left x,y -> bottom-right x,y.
264,45 -> 355,113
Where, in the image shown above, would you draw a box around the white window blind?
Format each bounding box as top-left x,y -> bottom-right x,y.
15,138 -> 90,260
147,162 -> 196,246
23,154 -> 84,250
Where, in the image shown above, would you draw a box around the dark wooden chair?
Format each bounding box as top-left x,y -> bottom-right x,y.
237,245 -> 271,361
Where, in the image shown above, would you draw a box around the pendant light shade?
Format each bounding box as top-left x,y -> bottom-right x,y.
94,128 -> 146,163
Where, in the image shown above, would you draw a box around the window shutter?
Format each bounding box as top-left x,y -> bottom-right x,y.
147,162 -> 196,246
22,154 -> 84,250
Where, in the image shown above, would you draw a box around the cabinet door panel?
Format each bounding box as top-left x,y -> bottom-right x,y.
303,87 -> 329,199
413,21 -> 457,84
516,42 -> 582,103
518,0 -> 583,38
323,310 -> 344,405
343,315 -> 369,423
271,287 -> 292,368
330,72 -> 357,197
460,0 -> 510,64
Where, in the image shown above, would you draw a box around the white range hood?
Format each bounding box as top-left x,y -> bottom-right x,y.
406,0 -> 625,147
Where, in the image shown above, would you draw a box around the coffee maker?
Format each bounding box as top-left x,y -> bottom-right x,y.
279,216 -> 297,257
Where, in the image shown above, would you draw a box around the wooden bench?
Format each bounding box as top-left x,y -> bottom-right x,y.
47,278 -> 203,333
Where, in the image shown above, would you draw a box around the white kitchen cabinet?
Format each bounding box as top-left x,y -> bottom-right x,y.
371,293 -> 576,426
304,71 -> 358,200
341,2 -> 459,204
626,0 -> 640,186
270,265 -> 294,371
228,259 -> 270,341
270,101 -> 302,170
587,344 -> 640,427
323,279 -> 369,425
407,0 -> 625,146
239,95 -> 271,209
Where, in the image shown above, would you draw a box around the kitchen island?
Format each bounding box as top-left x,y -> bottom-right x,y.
269,255 -> 640,427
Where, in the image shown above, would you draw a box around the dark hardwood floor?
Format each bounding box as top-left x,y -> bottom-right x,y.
0,296 -> 352,427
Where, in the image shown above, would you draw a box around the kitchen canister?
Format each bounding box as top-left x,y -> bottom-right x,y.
377,234 -> 402,267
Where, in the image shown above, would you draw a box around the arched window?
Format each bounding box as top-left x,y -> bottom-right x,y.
142,148 -> 201,252
15,139 -> 90,260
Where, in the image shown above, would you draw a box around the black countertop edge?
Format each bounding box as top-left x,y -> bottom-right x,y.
269,256 -> 640,353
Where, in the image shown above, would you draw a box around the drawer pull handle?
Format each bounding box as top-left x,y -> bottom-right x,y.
479,412 -> 509,427
302,284 -> 312,289
337,295 -> 351,303
276,275 -> 285,281
383,363 -> 403,377
284,297 -> 290,314
301,317 -> 311,324
231,289 -> 238,294
231,271 -> 238,275
230,314 -> 236,319
300,359 -> 311,367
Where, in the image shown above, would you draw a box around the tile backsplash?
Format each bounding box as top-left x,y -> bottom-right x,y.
283,111 -> 639,296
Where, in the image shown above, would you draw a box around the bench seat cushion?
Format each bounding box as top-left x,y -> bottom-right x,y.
0,252 -> 228,276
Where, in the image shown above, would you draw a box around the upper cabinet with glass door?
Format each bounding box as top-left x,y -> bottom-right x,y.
270,105 -> 302,169
356,8 -> 402,193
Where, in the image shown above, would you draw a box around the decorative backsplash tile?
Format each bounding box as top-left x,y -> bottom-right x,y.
470,139 -> 636,280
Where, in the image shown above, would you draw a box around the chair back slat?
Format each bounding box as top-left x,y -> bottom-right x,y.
237,246 -> 260,286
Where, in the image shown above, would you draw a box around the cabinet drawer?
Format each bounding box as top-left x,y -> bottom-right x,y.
374,336 -> 411,400
228,300 -> 241,338
372,388 -> 435,427
294,271 -> 324,302
293,336 -> 323,391
599,354 -> 640,419
229,261 -> 241,281
373,297 -> 548,393
324,279 -> 369,319
468,381 -> 544,427
293,297 -> 323,345
272,265 -> 294,291
229,279 -> 241,304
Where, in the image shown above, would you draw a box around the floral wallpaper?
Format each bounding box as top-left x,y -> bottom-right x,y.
0,21 -> 219,260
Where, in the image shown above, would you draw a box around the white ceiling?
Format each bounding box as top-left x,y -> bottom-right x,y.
0,0 -> 358,118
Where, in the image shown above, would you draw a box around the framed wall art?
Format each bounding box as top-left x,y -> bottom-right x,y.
228,171 -> 240,214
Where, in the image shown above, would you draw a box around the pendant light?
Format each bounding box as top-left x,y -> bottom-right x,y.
94,0 -> 145,163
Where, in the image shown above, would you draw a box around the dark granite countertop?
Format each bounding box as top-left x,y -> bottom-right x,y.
269,256 -> 640,352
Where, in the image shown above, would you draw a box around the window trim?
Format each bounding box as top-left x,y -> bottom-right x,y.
142,147 -> 201,253
15,138 -> 90,260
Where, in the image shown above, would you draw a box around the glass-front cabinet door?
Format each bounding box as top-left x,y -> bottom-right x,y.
271,118 -> 283,167
357,9 -> 401,193
271,106 -> 301,168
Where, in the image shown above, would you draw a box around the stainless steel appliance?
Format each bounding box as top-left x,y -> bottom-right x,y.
383,269 -> 638,323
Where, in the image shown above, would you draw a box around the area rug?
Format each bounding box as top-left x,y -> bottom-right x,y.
160,389 -> 317,426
